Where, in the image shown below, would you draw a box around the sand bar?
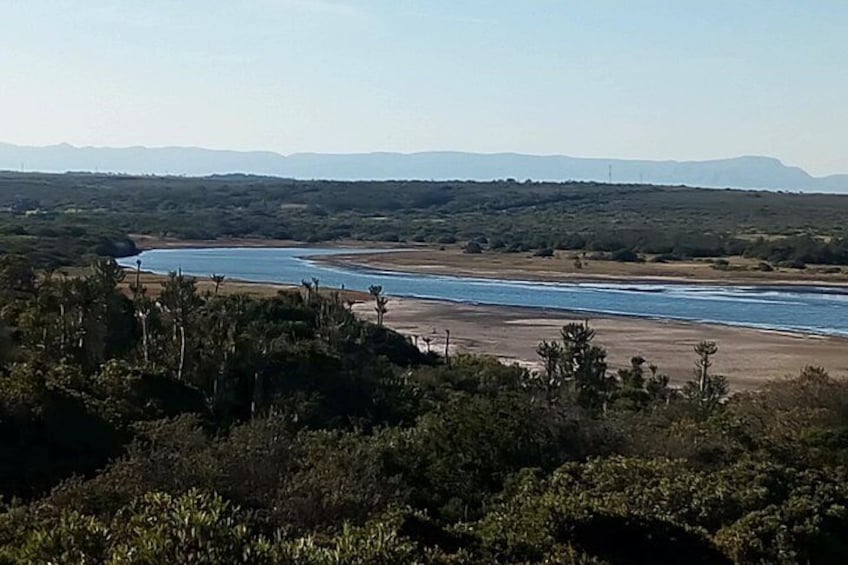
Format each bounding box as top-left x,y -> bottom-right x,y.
353,297 -> 848,390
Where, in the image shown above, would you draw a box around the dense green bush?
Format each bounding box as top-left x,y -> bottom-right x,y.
3,253 -> 848,562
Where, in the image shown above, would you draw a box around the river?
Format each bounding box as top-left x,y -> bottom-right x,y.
119,247 -> 848,337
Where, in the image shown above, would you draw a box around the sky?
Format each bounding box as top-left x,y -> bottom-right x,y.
1,1 -> 846,176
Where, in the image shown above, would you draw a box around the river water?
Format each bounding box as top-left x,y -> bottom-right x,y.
119,247 -> 848,337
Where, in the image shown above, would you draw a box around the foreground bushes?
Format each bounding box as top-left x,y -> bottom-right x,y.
1,491 -> 437,565
3,256 -> 848,562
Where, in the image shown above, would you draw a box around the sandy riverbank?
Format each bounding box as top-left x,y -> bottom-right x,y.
352,297 -> 848,390
316,247 -> 848,287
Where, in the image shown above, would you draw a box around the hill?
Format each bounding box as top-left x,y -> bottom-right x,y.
1,142 -> 846,192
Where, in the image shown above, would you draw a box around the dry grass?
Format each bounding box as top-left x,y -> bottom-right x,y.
319,247 -> 848,286
131,235 -> 304,251
118,270 -> 368,302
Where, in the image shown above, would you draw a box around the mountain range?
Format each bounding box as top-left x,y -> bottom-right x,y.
1,142 -> 846,192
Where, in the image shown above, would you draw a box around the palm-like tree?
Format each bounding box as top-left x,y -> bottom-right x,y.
694,341 -> 718,394
535,339 -> 565,403
159,272 -> 201,381
444,328 -> 451,366
559,321 -> 611,411
210,274 -> 226,296
368,285 -> 388,326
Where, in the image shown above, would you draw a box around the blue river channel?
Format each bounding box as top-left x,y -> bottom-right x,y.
120,247 -> 848,337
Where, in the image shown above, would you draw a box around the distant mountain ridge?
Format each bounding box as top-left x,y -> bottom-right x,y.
1,142 -> 846,192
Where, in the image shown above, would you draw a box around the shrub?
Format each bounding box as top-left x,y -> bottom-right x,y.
711,259 -> 730,271
463,241 -> 483,254
777,259 -> 807,270
610,248 -> 639,262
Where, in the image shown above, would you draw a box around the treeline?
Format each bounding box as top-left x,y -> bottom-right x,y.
4,172 -> 848,267
743,234 -> 848,267
0,214 -> 137,267
469,232 -> 848,269
2,256 -> 848,562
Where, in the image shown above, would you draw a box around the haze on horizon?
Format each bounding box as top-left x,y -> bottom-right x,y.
1,1 -> 846,176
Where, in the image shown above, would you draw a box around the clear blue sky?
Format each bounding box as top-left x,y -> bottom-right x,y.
1,1 -> 846,175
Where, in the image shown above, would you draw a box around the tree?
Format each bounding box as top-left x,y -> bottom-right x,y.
644,363 -> 672,404
559,322 -> 614,412
369,285 -> 388,327
613,355 -> 651,409
14,260 -> 131,368
683,341 -> 728,411
210,273 -> 226,296
132,281 -> 153,365
444,329 -> 451,367
464,241 -> 483,254
618,355 -> 646,390
535,340 -> 565,404
694,341 -> 718,394
301,279 -> 314,302
158,272 -> 202,381
0,254 -> 36,298
82,259 -> 130,367
133,259 -> 143,293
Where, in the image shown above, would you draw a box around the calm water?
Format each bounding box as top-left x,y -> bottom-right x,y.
119,247 -> 848,337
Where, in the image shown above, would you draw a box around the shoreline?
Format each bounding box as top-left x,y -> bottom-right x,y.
127,263 -> 844,341
367,293 -> 846,340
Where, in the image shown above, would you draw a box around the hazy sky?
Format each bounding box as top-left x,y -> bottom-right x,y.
1,1 -> 846,175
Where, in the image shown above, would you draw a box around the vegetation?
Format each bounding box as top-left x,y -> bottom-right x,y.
6,172 -> 848,267
3,171 -> 848,561
2,253 -> 848,563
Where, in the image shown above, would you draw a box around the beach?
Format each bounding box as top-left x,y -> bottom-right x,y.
353,296 -> 848,390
